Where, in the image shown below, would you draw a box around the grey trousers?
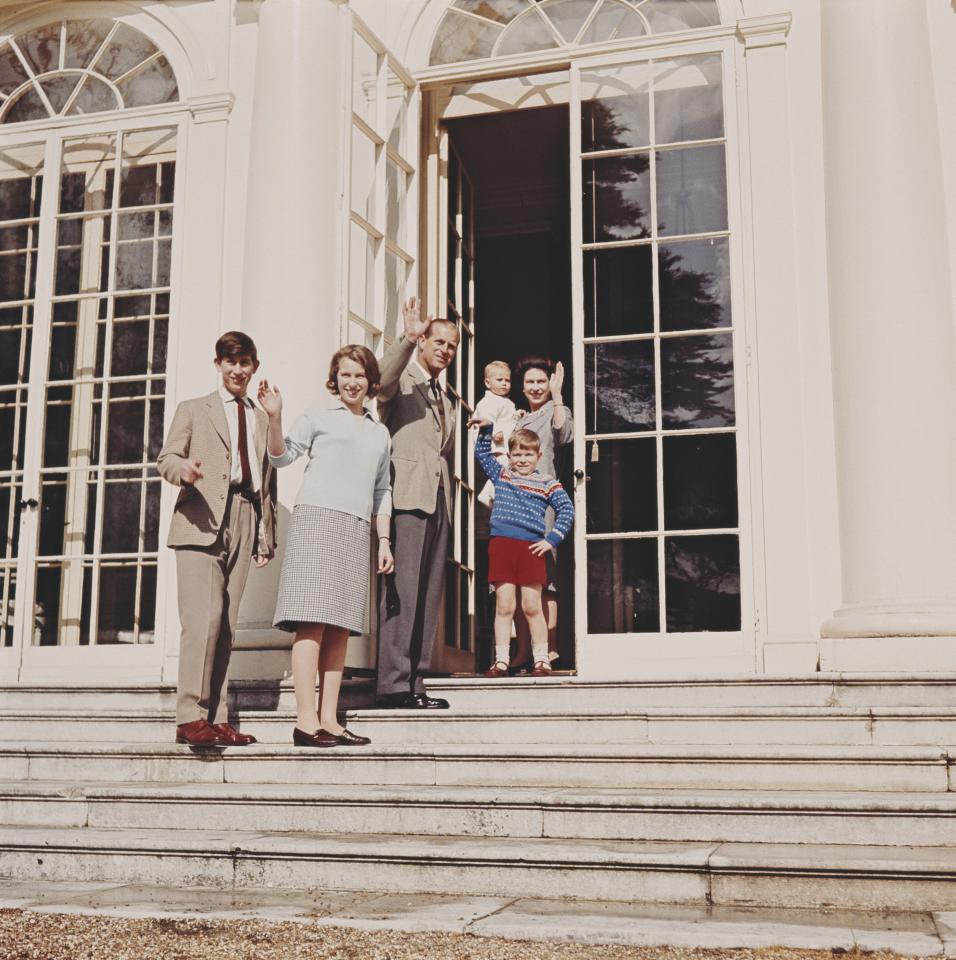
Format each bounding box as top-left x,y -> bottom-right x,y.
377,486 -> 450,696
174,494 -> 256,725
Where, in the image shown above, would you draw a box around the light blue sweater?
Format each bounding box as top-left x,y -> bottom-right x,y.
269,403 -> 392,520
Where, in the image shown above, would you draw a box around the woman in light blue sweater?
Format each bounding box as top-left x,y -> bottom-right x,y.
259,345 -> 393,748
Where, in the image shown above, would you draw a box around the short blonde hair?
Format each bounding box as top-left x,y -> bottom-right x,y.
484,360 -> 511,379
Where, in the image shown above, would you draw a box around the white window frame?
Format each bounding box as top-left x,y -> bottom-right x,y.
0,104 -> 190,683
343,12 -> 420,353
569,34 -> 755,672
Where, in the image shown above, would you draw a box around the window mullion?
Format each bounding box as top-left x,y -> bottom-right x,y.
87,130 -> 122,647
15,134 -> 62,654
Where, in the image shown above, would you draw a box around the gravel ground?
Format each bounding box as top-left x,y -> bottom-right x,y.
0,911 -> 925,960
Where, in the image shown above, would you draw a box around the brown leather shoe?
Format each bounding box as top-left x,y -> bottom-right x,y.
530,661 -> 553,678
292,727 -> 340,748
212,722 -> 257,746
484,661 -> 509,678
334,728 -> 371,746
176,718 -> 230,747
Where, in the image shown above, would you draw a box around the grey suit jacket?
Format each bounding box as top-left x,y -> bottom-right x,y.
377,335 -> 455,521
157,391 -> 277,553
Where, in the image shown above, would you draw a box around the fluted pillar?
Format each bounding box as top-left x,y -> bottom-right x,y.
236,0 -> 348,664
819,0 -> 956,668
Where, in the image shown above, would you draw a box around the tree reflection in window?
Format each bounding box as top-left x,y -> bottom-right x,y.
0,19 -> 178,125
582,52 -> 740,634
431,0 -> 720,65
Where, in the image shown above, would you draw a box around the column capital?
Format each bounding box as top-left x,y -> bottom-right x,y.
187,93 -> 235,125
736,14 -> 791,50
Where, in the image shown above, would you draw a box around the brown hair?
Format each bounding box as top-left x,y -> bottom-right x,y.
326,344 -> 381,398
215,331 -> 258,364
515,355 -> 552,384
508,428 -> 541,454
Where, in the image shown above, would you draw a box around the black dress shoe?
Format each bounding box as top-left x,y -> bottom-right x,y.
374,693 -> 417,709
292,727 -> 339,747
411,693 -> 449,710
334,728 -> 371,746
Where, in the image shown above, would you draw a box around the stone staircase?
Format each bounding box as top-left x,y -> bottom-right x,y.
1,673 -> 955,912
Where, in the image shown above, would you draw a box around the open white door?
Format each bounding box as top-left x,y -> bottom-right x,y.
569,45 -> 755,677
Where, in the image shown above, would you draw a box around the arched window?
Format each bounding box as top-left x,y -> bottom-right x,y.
0,15 -> 182,653
0,19 -> 178,124
431,0 -> 721,65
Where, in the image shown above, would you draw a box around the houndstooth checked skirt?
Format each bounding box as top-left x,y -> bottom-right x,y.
273,506 -> 370,636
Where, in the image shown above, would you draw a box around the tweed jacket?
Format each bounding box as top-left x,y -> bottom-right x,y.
377,334 -> 455,521
157,390 -> 277,553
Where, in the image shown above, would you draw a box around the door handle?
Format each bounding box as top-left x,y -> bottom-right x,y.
573,469 -> 585,481
18,498 -> 38,510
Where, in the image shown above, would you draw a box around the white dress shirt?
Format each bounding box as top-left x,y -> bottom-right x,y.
218,385 -> 262,493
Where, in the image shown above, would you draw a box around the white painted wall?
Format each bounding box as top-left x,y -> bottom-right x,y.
2,0 -> 953,684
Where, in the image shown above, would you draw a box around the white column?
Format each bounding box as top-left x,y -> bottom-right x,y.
819,0 -> 956,668
235,0 -> 348,668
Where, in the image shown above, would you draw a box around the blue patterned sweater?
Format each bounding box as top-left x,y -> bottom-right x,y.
475,427 -> 574,548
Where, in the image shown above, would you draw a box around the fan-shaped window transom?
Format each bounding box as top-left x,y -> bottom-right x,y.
0,19 -> 179,125
431,0 -> 721,65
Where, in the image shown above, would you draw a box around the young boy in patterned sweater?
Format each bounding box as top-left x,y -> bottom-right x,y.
470,421 -> 574,677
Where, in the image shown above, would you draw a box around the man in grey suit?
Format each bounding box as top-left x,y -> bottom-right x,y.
158,331 -> 277,746
375,298 -> 459,709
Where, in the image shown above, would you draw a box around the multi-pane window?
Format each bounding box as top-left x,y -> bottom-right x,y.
430,0 -> 720,65
34,129 -> 175,645
347,16 -> 417,351
0,19 -> 178,124
443,145 -> 475,651
578,53 -> 740,634
0,16 -> 180,650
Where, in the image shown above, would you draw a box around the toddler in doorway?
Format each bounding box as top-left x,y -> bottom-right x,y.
469,421 -> 574,677
473,360 -> 521,507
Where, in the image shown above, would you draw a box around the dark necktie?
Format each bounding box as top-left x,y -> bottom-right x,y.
429,379 -> 446,439
235,397 -> 252,490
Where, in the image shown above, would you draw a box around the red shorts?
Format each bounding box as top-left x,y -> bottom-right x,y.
488,536 -> 548,587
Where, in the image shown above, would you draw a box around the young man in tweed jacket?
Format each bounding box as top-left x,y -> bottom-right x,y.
158,332 -> 277,747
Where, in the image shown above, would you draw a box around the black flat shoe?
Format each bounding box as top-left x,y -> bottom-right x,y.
292,727 -> 339,747
335,728 -> 371,746
411,693 -> 449,710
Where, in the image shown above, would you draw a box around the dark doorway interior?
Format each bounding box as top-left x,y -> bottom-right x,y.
446,105 -> 575,670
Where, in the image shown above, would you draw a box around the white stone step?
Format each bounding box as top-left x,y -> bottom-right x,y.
3,673 -> 955,716
0,741 -> 949,792
428,674 -> 956,710
0,679 -> 372,713
1,825 -> 955,912
3,705 -> 956,747
3,779 -> 955,847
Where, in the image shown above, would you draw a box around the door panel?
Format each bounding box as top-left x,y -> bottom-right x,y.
0,142 -> 44,661
433,138 -> 477,675
570,47 -> 752,663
